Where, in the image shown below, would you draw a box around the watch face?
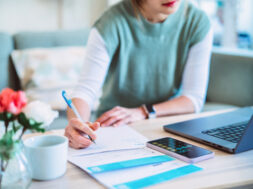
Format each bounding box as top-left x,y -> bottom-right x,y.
148,112 -> 156,119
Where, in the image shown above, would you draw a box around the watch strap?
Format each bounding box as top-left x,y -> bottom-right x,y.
142,104 -> 156,119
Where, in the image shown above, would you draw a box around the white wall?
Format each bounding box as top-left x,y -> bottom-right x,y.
108,0 -> 122,6
0,0 -> 108,34
0,0 -> 58,33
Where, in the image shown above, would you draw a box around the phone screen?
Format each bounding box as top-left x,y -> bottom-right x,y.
148,137 -> 212,158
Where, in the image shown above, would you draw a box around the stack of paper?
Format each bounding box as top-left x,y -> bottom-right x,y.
68,125 -> 202,189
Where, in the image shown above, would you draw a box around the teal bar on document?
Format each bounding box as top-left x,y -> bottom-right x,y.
87,155 -> 174,174
114,164 -> 202,189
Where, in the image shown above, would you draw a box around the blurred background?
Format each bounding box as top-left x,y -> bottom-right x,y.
0,0 -> 253,130
198,0 -> 253,50
0,0 -> 252,50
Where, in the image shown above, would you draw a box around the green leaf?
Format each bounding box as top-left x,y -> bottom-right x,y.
12,122 -> 22,133
6,112 -> 12,119
0,130 -> 19,160
30,121 -> 44,133
17,113 -> 45,133
0,112 -> 15,123
17,113 -> 29,128
0,113 -> 4,121
5,112 -> 15,122
34,122 -> 43,128
29,119 -> 36,125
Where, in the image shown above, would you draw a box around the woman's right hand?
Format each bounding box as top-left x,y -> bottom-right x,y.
64,118 -> 100,149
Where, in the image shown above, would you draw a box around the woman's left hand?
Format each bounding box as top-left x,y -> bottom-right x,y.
96,106 -> 147,127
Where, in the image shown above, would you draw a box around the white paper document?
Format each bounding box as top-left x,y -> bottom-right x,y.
67,125 -> 203,189
68,125 -> 148,156
69,147 -> 201,189
68,148 -> 164,169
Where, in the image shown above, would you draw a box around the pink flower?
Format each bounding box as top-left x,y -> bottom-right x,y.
0,88 -> 27,115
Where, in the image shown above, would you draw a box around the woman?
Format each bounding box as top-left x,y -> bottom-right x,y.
65,0 -> 213,149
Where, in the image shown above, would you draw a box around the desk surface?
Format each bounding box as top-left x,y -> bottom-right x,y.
26,109 -> 253,189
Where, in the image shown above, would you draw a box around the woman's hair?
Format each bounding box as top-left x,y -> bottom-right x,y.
131,0 -> 143,8
131,0 -> 143,17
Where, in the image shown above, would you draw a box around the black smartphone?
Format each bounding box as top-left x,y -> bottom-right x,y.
147,137 -> 214,163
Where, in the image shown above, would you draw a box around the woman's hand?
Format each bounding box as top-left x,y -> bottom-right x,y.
96,106 -> 147,127
64,118 -> 100,149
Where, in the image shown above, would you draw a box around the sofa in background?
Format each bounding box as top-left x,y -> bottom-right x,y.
0,30 -> 253,129
206,47 -> 253,111
0,29 -> 90,130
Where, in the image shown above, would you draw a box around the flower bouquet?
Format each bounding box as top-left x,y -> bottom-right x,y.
0,88 -> 58,189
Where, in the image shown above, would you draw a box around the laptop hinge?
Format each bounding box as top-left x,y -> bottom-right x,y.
235,115 -> 253,153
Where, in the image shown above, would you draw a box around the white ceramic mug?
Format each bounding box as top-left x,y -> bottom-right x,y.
24,135 -> 68,180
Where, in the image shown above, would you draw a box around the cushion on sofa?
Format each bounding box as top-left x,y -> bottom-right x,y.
11,47 -> 86,110
207,48 -> 253,107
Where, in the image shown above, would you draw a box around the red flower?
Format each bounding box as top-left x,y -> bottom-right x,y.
0,88 -> 27,115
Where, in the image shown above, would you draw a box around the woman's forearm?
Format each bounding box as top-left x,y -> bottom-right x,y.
153,96 -> 195,117
67,98 -> 91,122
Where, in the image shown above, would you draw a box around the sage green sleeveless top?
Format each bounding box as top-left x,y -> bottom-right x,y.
94,0 -> 210,116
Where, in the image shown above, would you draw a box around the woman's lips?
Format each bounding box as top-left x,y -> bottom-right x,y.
162,1 -> 177,7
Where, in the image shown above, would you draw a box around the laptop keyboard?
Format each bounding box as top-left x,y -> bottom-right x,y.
202,121 -> 248,143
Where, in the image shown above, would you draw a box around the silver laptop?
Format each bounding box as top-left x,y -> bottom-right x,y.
163,107 -> 253,154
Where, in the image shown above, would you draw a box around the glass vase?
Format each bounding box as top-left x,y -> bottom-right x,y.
0,143 -> 32,189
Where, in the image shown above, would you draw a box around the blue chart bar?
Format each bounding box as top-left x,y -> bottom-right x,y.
114,164 -> 202,189
87,155 -> 174,174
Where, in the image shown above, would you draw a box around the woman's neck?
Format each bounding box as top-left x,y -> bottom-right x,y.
140,4 -> 169,23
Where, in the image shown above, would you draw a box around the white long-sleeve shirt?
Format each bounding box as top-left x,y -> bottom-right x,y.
72,27 -> 213,113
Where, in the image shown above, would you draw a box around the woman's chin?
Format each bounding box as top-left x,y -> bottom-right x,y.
160,2 -> 180,15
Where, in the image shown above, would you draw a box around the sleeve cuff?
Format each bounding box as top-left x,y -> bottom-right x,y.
182,94 -> 204,113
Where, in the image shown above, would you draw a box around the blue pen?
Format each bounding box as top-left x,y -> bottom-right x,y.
62,90 -> 95,144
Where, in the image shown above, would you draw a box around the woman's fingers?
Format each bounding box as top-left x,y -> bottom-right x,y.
113,116 -> 131,127
68,137 -> 85,149
70,118 -> 97,141
65,124 -> 92,148
96,106 -> 130,126
69,140 -> 80,149
87,122 -> 100,131
96,106 -> 123,124
64,118 -> 102,149
101,112 -> 129,126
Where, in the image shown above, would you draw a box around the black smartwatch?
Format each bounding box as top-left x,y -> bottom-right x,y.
143,104 -> 156,119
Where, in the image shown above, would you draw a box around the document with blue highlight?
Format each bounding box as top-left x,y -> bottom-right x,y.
68,125 -> 202,189
113,164 -> 202,189
87,155 -> 174,174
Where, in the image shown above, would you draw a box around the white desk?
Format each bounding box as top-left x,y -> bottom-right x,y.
26,109 -> 253,189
